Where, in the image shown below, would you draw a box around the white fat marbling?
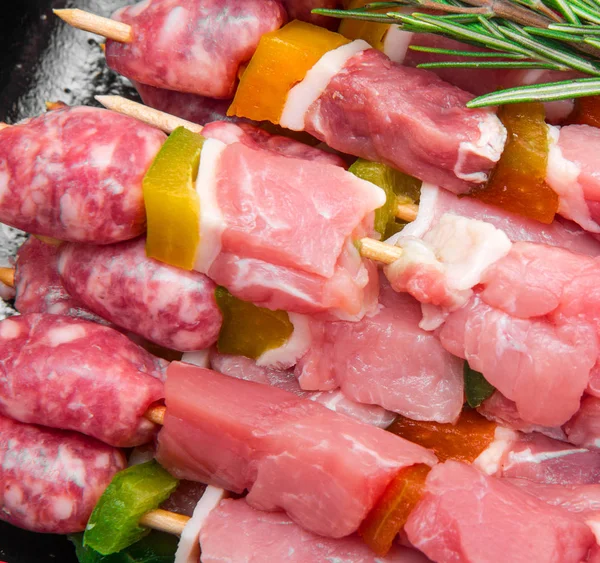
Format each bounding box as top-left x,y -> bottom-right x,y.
175,486 -> 228,563
382,26 -> 414,63
280,40 -> 370,131
455,114 -> 507,184
257,313 -> 312,370
194,139 -> 228,273
473,426 -> 518,475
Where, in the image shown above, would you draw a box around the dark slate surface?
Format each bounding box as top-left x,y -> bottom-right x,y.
0,1 -> 135,561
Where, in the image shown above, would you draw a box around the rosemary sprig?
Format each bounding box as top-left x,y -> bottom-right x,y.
313,1 -> 600,105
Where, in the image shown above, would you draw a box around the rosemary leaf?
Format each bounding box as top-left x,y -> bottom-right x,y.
408,45 -> 528,56
524,26 -> 585,40
418,60 -> 564,67
411,13 -> 538,55
545,0 -> 581,24
467,77 -> 600,106
549,23 -> 600,34
584,36 -> 600,48
500,26 -> 600,73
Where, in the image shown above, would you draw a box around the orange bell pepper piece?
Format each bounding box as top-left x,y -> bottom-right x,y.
470,102 -> 558,224
228,20 -> 349,124
359,464 -> 431,556
387,409 -> 497,464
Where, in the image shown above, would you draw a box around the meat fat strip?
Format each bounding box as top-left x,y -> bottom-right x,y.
387,183 -> 600,257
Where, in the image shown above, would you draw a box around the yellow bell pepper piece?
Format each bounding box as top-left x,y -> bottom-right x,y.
215,287 -> 294,359
228,20 -> 350,124
338,0 -> 391,51
143,127 -> 204,270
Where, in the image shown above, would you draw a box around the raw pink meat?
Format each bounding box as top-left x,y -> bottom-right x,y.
0,106 -> 165,243
200,498 -> 430,563
206,247 -> 379,318
198,139 -> 383,317
57,237 -> 222,352
439,295 -> 596,427
279,0 -> 343,29
0,414 -> 126,533
294,275 -> 464,423
497,432 -> 600,485
134,81 -> 239,125
390,241 -> 600,427
303,48 -> 506,194
389,183 -> 600,256
478,242 -> 596,319
478,392 -> 567,441
210,351 -> 395,428
202,120 -> 346,167
547,124 -> 600,234
14,237 -> 104,323
508,479 -> 600,518
565,395 -> 600,450
214,142 -> 379,278
405,461 -> 595,563
106,0 -> 286,98
0,314 -> 166,447
156,362 -> 436,538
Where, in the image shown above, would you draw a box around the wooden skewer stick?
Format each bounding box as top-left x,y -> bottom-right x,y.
139,508 -> 190,536
359,238 -> 403,265
0,267 -> 15,288
396,201 -> 419,222
0,123 -> 9,131
53,9 -> 133,43
96,96 -> 204,135
145,404 -> 167,425
45,101 -> 68,112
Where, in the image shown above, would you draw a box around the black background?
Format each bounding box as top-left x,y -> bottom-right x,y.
0,1 -> 134,561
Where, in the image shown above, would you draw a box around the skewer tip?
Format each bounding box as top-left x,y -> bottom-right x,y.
145,404 -> 166,425
0,267 -> 15,289
53,8 -> 133,43
0,123 -> 10,131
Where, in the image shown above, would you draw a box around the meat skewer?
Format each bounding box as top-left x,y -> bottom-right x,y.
0,102 -> 391,319
124,362 -> 599,561
57,11 -> 507,196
